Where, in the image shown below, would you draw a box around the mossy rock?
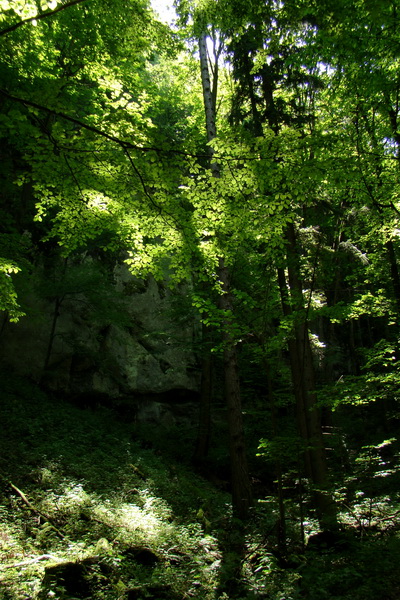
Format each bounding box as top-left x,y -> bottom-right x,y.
39,557 -> 110,599
121,546 -> 160,567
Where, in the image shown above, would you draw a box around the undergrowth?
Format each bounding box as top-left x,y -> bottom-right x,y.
1,374 -> 400,599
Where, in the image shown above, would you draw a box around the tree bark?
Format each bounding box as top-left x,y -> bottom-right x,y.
278,224 -> 337,530
192,347 -> 212,465
198,32 -> 252,518
218,258 -> 253,518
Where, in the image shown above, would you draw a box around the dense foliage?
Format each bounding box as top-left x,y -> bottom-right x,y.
1,0 -> 400,598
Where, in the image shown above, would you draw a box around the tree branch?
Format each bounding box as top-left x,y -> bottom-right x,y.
0,87 -> 205,159
0,87 -> 135,148
0,554 -> 61,570
0,0 -> 90,37
1,476 -> 65,539
0,87 -> 293,163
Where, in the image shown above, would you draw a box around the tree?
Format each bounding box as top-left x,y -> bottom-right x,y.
205,0 -> 341,529
189,16 -> 253,518
0,0 -> 178,316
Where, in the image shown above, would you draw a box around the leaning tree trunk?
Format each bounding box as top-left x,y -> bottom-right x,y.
198,32 -> 252,519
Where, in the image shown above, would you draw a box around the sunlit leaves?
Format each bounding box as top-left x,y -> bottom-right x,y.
0,259 -> 25,321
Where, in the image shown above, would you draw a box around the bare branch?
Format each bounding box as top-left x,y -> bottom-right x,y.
0,555 -> 61,570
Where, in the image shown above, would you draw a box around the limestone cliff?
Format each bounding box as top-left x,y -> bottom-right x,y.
0,257 -> 199,402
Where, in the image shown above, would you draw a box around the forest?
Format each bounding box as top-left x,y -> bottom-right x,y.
1,0 -> 400,598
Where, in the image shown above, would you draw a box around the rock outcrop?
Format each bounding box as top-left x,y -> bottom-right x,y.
0,258 -> 199,403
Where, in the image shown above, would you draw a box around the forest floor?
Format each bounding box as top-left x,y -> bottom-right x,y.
1,373 -> 400,600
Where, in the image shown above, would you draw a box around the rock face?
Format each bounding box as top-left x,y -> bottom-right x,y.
0,258 -> 200,402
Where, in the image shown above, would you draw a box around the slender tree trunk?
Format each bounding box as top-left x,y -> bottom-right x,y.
193,341 -> 212,465
198,32 -> 252,518
42,257 -> 69,376
386,240 -> 400,310
356,107 -> 400,311
278,224 -> 337,530
264,356 -> 286,552
0,311 -> 8,338
218,258 -> 253,518
43,295 -> 63,372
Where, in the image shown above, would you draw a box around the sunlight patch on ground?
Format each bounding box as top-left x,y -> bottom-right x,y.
116,503 -> 168,538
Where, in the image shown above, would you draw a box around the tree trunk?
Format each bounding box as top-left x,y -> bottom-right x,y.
386,239 -> 400,310
198,32 -> 252,518
192,347 -> 212,466
218,258 -> 253,519
264,356 -> 286,551
43,295 -> 63,372
278,224 -> 337,530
